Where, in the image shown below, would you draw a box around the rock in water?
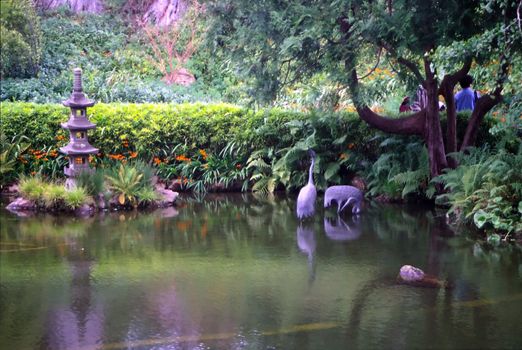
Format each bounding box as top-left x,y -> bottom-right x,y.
399,265 -> 425,282
6,197 -> 36,211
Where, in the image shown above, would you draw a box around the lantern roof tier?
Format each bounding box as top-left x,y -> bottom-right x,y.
61,119 -> 96,130
62,68 -> 95,108
63,96 -> 95,108
60,144 -> 99,155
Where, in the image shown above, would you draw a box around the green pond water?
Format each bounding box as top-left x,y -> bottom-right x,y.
1,194 -> 521,350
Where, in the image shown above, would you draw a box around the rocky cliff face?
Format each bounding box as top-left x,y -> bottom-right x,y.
36,0 -> 104,13
36,0 -> 187,27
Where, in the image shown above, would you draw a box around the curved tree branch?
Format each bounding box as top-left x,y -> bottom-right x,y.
348,69 -> 425,136
460,58 -> 509,150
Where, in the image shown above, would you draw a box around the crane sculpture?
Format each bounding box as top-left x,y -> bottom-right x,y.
296,150 -> 316,219
324,185 -> 363,214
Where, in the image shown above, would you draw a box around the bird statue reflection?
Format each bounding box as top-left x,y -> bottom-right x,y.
324,215 -> 362,241
296,150 -> 316,219
297,224 -> 316,285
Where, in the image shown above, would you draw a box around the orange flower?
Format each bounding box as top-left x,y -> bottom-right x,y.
153,157 -> 162,165
199,149 -> 207,160
175,155 -> 190,162
129,151 -> 138,159
109,154 -> 125,160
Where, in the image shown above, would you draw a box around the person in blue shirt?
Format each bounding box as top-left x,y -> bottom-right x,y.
455,74 -> 478,112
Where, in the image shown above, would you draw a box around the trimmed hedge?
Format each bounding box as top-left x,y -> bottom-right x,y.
0,102 -> 371,155
0,101 -> 498,161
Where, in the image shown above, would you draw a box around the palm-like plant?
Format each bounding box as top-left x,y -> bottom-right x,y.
105,164 -> 144,206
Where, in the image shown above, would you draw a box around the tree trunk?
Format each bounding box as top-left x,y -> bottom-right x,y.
348,66 -> 447,179
423,61 -> 448,178
438,58 -> 472,168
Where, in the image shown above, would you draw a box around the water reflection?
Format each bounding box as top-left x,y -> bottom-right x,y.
296,224 -> 316,285
324,215 -> 361,241
1,194 -> 522,350
38,244 -> 104,349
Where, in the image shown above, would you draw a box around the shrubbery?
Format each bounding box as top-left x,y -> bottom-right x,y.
435,148 -> 522,236
0,0 -> 42,79
1,102 -> 500,194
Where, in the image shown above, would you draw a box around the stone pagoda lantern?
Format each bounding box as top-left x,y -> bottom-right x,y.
60,68 -> 98,188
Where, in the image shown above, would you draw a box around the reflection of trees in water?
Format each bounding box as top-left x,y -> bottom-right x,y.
1,214 -> 92,245
364,203 -> 437,255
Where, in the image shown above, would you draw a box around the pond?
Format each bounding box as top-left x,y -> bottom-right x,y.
1,194 -> 521,350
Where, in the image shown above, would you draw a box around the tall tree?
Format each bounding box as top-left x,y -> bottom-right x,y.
207,0 -> 521,178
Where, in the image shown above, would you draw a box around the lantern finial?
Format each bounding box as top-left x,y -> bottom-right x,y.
73,68 -> 83,93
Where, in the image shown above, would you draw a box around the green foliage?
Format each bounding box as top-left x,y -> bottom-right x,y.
0,0 -> 41,78
105,163 -> 144,206
207,0 -> 520,104
0,11 -> 228,103
1,102 -> 500,193
364,136 -> 435,200
64,187 -> 88,209
19,176 -> 45,201
136,187 -> 159,205
246,110 -> 378,193
42,183 -> 67,208
435,148 -> 522,235
0,131 -> 30,187
76,169 -> 106,197
19,175 -> 87,209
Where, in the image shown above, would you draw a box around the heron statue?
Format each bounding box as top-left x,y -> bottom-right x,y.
296,149 -> 316,219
